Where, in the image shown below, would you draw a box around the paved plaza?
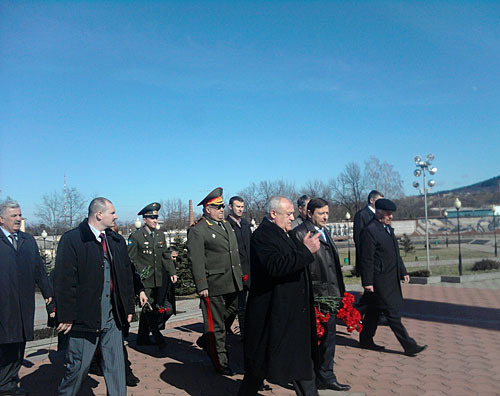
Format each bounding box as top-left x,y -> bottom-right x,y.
20,278 -> 500,396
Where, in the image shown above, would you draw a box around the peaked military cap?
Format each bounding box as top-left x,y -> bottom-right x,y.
198,187 -> 224,207
375,198 -> 397,211
138,202 -> 161,216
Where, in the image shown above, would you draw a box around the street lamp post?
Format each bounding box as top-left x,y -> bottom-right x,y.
134,218 -> 142,229
454,198 -> 462,276
413,154 -> 438,272
444,209 -> 450,247
492,205 -> 498,257
345,212 -> 351,265
41,230 -> 48,265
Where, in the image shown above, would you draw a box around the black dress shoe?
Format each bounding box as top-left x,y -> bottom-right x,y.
316,380 -> 351,391
360,340 -> 385,351
0,387 -> 29,395
218,366 -> 235,376
404,344 -> 427,357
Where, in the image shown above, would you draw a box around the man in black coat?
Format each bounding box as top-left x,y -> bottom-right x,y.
291,198 -> 350,392
224,196 -> 251,337
0,199 -> 53,396
359,198 -> 427,357
239,196 -> 321,396
54,197 -> 135,396
353,190 -> 383,276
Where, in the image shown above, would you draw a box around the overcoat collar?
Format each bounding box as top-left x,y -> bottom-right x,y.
261,217 -> 296,249
78,220 -> 121,244
302,219 -> 337,252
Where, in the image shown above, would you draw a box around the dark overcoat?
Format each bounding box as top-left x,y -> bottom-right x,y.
226,215 -> 252,288
53,221 -> 135,333
0,231 -> 53,344
291,220 -> 345,299
187,216 -> 243,296
359,218 -> 408,309
244,218 -> 316,382
353,205 -> 374,271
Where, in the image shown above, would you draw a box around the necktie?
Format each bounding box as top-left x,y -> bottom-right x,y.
9,234 -> 17,250
384,225 -> 391,234
100,233 -> 113,292
150,231 -> 155,239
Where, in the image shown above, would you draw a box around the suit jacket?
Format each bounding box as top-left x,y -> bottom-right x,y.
353,205 -> 375,271
359,219 -> 408,309
244,218 -> 316,382
291,220 -> 345,299
53,221 -> 135,332
0,230 -> 53,344
226,215 -> 251,288
187,216 -> 243,296
128,226 -> 176,289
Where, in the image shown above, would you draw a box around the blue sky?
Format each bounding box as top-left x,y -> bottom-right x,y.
1,1 -> 499,222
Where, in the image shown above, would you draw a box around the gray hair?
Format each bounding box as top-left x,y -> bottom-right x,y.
88,197 -> 112,217
265,196 -> 287,219
0,198 -> 20,217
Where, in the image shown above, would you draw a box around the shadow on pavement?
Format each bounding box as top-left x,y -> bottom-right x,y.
20,350 -> 100,396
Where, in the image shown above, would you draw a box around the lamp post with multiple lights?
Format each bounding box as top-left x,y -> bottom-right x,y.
345,212 -> 351,265
413,154 -> 437,272
454,198 -> 463,276
492,205 -> 498,257
443,210 -> 449,248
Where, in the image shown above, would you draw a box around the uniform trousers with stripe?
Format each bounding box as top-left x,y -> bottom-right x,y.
200,292 -> 238,369
56,315 -> 126,396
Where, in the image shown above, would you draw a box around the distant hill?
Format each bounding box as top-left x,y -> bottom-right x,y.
434,175 -> 500,195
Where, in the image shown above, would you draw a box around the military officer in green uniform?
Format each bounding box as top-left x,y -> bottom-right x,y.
187,187 -> 243,375
128,202 -> 177,347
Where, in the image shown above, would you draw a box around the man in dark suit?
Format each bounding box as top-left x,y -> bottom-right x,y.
359,198 -> 427,357
291,194 -> 311,229
0,199 -> 53,396
187,187 -> 243,375
54,197 -> 135,396
128,202 -> 177,347
353,190 -> 384,276
239,196 -> 321,396
291,198 -> 350,392
224,196 -> 251,338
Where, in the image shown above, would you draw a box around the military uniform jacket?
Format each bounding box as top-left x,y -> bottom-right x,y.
187,216 -> 243,296
128,226 -> 176,289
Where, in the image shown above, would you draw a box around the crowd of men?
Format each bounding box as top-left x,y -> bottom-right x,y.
0,188 -> 426,396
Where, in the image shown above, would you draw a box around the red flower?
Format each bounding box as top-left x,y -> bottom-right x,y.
336,292 -> 362,334
242,274 -> 249,282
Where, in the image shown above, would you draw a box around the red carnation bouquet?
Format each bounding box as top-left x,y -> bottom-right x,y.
314,292 -> 362,345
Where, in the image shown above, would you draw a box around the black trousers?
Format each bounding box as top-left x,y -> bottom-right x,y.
361,302 -> 417,352
238,370 -> 318,396
0,342 -> 25,392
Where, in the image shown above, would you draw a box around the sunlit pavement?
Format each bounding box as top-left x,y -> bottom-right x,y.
21,278 -> 500,395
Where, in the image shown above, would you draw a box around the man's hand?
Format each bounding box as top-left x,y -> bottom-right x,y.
199,289 -> 208,298
45,297 -> 53,305
57,322 -> 73,334
303,231 -> 321,254
171,275 -> 178,284
139,291 -> 148,307
127,314 -> 133,323
402,275 -> 410,284
364,285 -> 374,292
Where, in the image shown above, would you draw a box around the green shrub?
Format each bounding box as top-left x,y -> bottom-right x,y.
471,259 -> 500,271
409,269 -> 431,277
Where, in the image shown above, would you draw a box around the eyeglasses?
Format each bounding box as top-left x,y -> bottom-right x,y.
209,204 -> 225,210
145,215 -> 159,219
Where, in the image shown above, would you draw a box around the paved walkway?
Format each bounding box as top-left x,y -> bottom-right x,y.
21,279 -> 500,395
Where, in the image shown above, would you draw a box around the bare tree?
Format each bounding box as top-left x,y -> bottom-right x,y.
363,156 -> 405,199
65,187 -> 86,229
160,198 -> 189,241
301,179 -> 330,199
35,191 -> 63,234
328,162 -> 366,215
238,179 -> 297,221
